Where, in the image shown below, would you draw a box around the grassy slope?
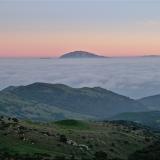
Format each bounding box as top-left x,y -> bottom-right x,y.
110,111 -> 160,131
128,140 -> 160,160
0,117 -> 157,160
0,92 -> 94,121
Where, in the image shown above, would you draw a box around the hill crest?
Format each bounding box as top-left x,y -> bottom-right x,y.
60,51 -> 107,58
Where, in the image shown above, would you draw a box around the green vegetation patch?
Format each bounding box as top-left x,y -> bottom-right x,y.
55,119 -> 90,129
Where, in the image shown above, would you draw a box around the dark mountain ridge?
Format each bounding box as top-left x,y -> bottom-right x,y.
0,82 -> 147,120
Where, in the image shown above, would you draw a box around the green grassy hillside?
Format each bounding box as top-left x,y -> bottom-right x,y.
128,140 -> 160,160
109,111 -> 160,131
0,92 -> 94,121
0,116 -> 157,160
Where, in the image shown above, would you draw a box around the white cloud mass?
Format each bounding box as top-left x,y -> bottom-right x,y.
0,57 -> 160,99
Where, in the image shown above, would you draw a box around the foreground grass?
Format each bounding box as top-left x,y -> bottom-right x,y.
0,117 -> 157,160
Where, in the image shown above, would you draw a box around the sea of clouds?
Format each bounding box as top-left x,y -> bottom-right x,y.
0,57 -> 160,99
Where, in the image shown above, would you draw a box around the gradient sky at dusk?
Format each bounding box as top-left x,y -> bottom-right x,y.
0,0 -> 160,57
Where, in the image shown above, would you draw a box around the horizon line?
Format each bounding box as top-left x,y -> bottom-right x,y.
0,54 -> 160,59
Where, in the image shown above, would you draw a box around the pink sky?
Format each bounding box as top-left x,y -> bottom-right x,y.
1,1 -> 160,57
0,31 -> 160,57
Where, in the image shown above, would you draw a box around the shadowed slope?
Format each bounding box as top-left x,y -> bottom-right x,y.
1,82 -> 147,119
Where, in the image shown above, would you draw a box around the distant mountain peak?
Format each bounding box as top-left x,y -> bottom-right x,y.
60,51 -> 107,58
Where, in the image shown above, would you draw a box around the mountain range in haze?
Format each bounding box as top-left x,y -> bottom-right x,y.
0,82 -> 145,121
0,82 -> 160,128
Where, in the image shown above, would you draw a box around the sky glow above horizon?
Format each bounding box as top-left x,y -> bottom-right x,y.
0,0 -> 160,57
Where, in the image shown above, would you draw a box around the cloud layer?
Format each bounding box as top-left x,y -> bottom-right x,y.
0,57 -> 160,99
